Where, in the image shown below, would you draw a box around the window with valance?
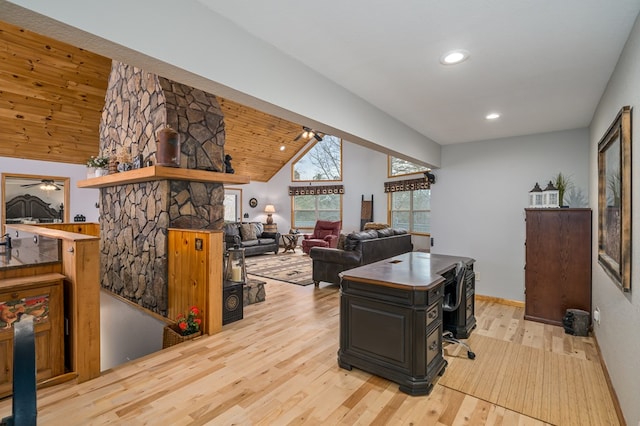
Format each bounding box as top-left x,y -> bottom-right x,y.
289,185 -> 343,229
385,178 -> 431,235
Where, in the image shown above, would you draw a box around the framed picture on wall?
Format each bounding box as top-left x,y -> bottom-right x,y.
597,105 -> 632,292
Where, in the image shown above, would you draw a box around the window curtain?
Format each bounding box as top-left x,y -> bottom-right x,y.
383,177 -> 430,193
288,185 -> 344,196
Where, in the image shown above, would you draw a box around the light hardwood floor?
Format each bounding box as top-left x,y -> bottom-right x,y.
0,277 -> 620,425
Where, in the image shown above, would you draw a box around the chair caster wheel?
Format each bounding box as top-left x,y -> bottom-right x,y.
467,351 -> 476,360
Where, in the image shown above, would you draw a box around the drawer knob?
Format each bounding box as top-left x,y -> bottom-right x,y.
428,310 -> 437,319
428,341 -> 438,351
11,293 -> 19,299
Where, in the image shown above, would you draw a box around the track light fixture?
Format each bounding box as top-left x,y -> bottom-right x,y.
294,126 -> 324,142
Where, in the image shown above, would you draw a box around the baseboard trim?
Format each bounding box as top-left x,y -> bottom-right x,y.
475,294 -> 525,308
592,333 -> 627,426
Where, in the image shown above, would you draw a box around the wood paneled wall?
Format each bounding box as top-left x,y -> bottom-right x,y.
167,229 -> 223,335
0,21 -> 111,165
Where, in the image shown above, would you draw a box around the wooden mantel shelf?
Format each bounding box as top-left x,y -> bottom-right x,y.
77,165 -> 250,188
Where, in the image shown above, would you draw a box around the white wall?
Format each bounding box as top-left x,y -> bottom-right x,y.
431,128 -> 589,302
0,157 -> 99,223
234,139 -> 432,250
100,291 -> 165,371
589,12 -> 640,425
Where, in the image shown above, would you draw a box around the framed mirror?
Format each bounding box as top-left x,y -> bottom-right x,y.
1,173 -> 70,233
597,106 -> 631,292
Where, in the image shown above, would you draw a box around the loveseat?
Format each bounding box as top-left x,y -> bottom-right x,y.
223,222 -> 280,256
309,227 -> 413,287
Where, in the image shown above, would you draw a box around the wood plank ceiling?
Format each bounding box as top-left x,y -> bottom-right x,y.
0,20 -> 310,183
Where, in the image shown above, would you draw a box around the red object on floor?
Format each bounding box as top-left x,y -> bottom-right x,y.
301,220 -> 341,254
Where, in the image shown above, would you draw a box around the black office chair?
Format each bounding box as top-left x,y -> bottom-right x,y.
443,261 -> 476,360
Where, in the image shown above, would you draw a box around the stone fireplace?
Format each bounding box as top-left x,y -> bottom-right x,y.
98,61 -> 228,315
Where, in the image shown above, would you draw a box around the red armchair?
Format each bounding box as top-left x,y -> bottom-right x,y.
301,220 -> 342,254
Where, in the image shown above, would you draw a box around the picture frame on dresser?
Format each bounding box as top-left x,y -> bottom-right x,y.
597,105 -> 632,292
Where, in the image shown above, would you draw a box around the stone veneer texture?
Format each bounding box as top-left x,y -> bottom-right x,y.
98,61 -> 226,315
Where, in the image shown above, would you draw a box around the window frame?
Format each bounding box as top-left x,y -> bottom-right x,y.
291,135 -> 343,182
387,188 -> 431,236
387,155 -> 430,178
291,193 -> 343,231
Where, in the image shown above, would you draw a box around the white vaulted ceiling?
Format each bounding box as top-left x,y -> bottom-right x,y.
197,0 -> 640,145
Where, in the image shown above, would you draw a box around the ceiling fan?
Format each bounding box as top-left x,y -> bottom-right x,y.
294,126 -> 324,142
20,179 -> 62,191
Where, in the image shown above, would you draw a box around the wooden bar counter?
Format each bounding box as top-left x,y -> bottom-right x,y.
338,252 -> 473,396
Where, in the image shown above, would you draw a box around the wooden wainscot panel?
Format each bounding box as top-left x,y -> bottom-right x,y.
0,273 -> 65,397
168,229 -> 223,335
6,224 -> 101,383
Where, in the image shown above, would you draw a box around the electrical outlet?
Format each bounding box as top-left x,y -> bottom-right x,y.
475,272 -> 480,281
593,307 -> 601,325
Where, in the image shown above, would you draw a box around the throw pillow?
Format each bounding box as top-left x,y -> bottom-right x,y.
254,222 -> 264,236
240,223 -> 257,241
337,233 -> 346,250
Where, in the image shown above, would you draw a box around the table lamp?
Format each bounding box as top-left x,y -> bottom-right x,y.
264,204 -> 276,224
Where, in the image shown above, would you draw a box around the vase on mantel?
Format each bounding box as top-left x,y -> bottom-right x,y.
95,168 -> 109,177
86,167 -> 96,179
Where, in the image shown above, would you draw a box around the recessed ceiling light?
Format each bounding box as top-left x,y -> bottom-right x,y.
440,49 -> 470,65
279,145 -> 286,151
486,113 -> 501,120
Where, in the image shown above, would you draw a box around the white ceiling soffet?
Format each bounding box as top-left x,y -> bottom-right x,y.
197,0 -> 640,145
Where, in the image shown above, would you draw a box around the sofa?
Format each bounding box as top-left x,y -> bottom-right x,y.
223,222 -> 280,256
309,227 -> 413,287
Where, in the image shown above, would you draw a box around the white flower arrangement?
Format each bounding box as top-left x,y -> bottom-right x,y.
87,155 -> 109,169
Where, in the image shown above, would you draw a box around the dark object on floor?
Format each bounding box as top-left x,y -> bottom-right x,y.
223,282 -> 244,325
224,154 -> 234,174
563,309 -> 590,336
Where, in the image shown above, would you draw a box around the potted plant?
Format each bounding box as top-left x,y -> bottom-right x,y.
162,306 -> 202,348
86,156 -> 110,177
553,172 -> 573,207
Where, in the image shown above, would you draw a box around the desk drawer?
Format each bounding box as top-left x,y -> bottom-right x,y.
465,296 -> 473,320
426,327 -> 440,366
425,302 -> 440,330
428,285 -> 443,304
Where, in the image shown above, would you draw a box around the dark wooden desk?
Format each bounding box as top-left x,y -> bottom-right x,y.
338,252 -> 474,396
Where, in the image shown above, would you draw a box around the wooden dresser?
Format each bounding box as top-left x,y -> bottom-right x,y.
524,208 -> 592,325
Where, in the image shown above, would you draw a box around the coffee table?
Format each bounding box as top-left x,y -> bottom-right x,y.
281,233 -> 300,253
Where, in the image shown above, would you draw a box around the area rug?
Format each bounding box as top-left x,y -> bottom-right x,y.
244,253 -> 313,286
438,334 -> 619,425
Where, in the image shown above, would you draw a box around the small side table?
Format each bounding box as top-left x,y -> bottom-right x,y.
263,223 -> 278,234
281,233 -> 300,253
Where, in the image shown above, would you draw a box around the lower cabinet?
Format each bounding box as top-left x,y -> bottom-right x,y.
338,278 -> 446,396
0,274 -> 64,397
